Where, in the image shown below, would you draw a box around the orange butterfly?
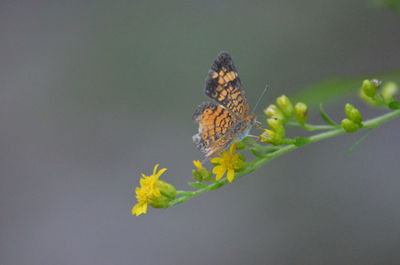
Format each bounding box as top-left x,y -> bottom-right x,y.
193,52 -> 256,157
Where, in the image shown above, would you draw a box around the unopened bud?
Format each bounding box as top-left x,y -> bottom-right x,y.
264,104 -> 285,120
341,118 -> 361,133
149,180 -> 176,208
260,129 -> 283,145
276,95 -> 294,117
267,118 -> 285,137
294,102 -> 308,125
345,104 -> 363,124
192,160 -> 212,181
381,82 -> 398,104
359,89 -> 380,106
361,79 -> 378,97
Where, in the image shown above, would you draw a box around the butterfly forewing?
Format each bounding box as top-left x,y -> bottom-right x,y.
204,52 -> 250,119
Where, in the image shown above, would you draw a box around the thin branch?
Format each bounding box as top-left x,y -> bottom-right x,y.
169,109 -> 400,207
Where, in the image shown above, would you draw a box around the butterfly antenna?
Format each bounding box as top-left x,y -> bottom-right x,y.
252,83 -> 269,113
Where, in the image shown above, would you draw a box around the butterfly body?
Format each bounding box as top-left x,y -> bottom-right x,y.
193,52 -> 256,157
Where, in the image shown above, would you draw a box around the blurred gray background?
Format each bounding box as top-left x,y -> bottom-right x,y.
1,1 -> 400,265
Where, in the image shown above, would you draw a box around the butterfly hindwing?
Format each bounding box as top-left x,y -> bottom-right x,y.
192,102 -> 235,156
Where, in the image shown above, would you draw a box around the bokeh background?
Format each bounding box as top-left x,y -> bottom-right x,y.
1,1 -> 400,264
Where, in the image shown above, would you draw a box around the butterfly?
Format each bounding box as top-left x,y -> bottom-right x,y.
192,52 -> 257,157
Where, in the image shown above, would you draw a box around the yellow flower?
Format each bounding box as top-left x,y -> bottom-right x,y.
131,164 -> 176,216
210,143 -> 245,182
193,160 -> 203,170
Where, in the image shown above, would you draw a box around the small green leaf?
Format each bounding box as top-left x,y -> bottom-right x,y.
294,137 -> 311,147
263,147 -> 280,153
388,101 -> 400,109
188,182 -> 208,189
250,149 -> 266,158
319,103 -> 338,126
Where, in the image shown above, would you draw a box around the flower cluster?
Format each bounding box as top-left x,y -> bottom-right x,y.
359,79 -> 399,107
342,79 -> 400,132
341,104 -> 363,133
132,143 -> 246,216
261,95 -> 308,145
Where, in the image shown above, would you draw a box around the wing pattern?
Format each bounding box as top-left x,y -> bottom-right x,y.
204,52 -> 249,118
192,102 -> 235,156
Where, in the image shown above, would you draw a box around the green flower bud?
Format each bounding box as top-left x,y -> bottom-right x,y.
345,104 -> 363,124
267,118 -> 285,137
149,180 -> 176,208
192,169 -> 202,181
294,102 -> 308,125
264,104 -> 285,120
260,129 -> 283,145
381,82 -> 398,105
196,169 -> 212,181
361,79 -> 378,97
341,118 -> 361,133
157,180 -> 176,199
359,89 -> 380,106
276,95 -> 294,118
149,195 -> 170,208
201,170 -> 213,181
236,154 -> 247,172
192,160 -> 213,181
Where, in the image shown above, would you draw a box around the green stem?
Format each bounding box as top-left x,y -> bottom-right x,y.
168,109 -> 400,207
287,120 -> 337,131
363,109 -> 400,127
302,124 -> 339,131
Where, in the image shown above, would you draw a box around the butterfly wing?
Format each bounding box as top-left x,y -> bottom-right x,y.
192,102 -> 236,157
204,52 -> 250,119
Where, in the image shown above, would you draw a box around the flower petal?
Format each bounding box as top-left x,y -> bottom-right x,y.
213,165 -> 226,180
210,157 -> 223,164
193,160 -> 203,170
152,186 -> 161,197
153,164 -> 160,175
155,167 -> 167,178
131,202 -> 148,216
139,177 -> 146,187
227,169 -> 235,182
